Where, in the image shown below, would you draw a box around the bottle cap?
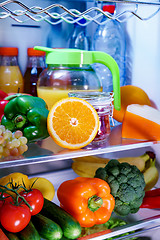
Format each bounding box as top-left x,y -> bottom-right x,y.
102,5 -> 115,14
27,48 -> 46,56
0,47 -> 18,56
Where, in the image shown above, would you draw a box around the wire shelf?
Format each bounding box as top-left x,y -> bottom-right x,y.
0,0 -> 160,24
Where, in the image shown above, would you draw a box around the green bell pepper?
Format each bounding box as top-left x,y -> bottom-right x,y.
1,95 -> 49,142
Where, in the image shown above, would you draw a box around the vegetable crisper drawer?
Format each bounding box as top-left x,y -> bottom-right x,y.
29,167 -> 160,240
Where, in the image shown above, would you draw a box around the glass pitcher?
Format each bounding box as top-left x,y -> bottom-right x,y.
34,46 -> 120,111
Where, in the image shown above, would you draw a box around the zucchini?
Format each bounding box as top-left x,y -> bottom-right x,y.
32,213 -> 63,240
17,221 -> 40,240
40,198 -> 82,239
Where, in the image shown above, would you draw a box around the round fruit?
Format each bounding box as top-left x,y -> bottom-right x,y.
113,85 -> 151,122
0,172 -> 30,195
29,177 -> 55,201
47,97 -> 99,149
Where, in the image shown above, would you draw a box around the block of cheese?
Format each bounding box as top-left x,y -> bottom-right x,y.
122,104 -> 160,141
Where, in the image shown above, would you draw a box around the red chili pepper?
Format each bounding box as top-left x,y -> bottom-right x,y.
140,196 -> 160,209
140,188 -> 160,209
0,100 -> 9,121
145,188 -> 160,197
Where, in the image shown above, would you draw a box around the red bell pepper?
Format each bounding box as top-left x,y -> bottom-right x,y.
0,100 -> 9,122
140,188 -> 160,209
0,90 -> 9,121
0,90 -> 8,101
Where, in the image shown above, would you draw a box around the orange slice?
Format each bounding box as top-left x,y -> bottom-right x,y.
47,97 -> 99,149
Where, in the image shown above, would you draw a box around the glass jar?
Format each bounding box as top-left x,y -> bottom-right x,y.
68,91 -> 114,143
0,47 -> 24,93
23,48 -> 46,96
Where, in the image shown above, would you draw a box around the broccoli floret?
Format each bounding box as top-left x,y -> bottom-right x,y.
94,159 -> 145,216
95,167 -> 108,181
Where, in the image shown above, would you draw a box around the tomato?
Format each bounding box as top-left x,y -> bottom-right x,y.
0,202 -> 31,233
0,192 -> 12,210
20,189 -> 44,215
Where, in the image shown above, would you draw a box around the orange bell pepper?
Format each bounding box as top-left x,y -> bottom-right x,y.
57,177 -> 115,227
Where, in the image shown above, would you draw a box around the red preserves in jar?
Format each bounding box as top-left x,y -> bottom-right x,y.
23,48 -> 46,96
68,91 -> 114,143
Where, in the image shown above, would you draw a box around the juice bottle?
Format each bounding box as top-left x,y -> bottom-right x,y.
23,48 -> 46,96
0,47 -> 24,93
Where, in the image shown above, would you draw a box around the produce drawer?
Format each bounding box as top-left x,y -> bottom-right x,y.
30,168 -> 160,240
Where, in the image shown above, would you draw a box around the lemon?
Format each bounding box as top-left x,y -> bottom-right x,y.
0,172 -> 30,195
29,177 -> 55,201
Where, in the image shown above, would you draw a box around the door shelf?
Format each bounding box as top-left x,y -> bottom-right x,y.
1,0 -> 160,25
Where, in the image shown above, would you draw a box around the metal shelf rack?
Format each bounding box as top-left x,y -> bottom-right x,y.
0,0 -> 160,25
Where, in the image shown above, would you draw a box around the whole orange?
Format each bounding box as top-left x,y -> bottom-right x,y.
113,85 -> 151,122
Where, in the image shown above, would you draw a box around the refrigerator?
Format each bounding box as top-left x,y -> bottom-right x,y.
0,0 -> 160,239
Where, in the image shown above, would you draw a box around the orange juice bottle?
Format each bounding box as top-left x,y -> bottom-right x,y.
0,47 -> 24,93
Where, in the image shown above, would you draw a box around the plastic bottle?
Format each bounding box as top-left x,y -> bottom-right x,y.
68,18 -> 91,50
23,48 -> 46,96
92,5 -> 126,92
0,47 -> 24,93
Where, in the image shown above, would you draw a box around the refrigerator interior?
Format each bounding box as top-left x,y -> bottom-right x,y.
0,0 -> 160,110
1,0 -> 160,239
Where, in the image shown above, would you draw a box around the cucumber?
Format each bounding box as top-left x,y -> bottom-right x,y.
32,213 -> 63,240
17,221 -> 40,240
40,198 -> 82,239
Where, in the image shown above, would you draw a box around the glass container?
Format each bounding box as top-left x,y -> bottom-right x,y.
34,47 -> 121,111
68,91 -> 114,143
23,48 -> 46,96
0,47 -> 24,93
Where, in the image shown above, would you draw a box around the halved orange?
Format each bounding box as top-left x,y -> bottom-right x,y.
47,97 -> 99,149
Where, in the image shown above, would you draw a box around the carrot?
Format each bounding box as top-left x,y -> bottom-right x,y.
0,228 -> 9,240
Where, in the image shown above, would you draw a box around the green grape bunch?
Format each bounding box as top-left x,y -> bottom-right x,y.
0,125 -> 28,159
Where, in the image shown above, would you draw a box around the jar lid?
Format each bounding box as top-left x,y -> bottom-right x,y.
68,91 -> 114,106
27,48 -> 46,56
0,47 -> 18,56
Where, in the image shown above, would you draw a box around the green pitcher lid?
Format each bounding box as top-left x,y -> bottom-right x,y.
34,46 -> 93,65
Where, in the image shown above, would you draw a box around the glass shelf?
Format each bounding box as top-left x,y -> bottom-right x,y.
0,125 -> 158,172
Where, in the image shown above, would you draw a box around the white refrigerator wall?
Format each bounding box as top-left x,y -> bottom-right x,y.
0,0 -> 160,109
126,4 -> 160,110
